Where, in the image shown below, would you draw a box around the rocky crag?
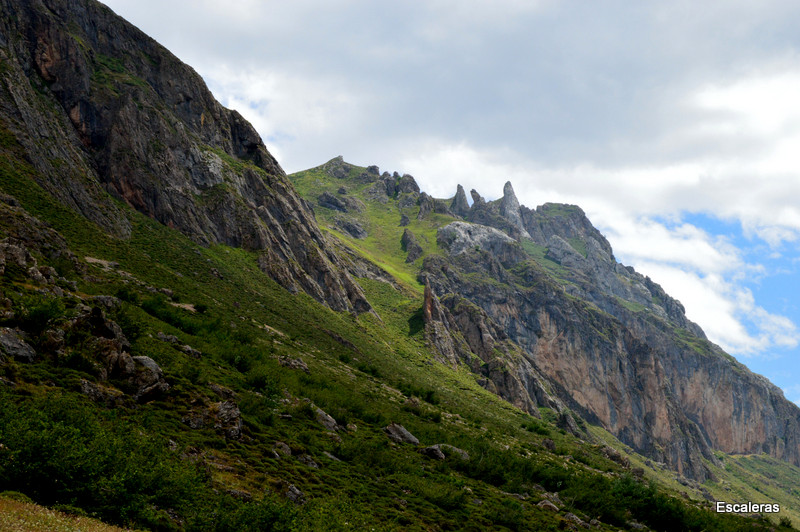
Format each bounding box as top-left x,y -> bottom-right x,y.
298,158 -> 800,481
0,0 -> 369,314
427,181 -> 800,480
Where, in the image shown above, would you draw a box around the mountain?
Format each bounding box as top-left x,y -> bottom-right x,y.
291,157 -> 800,482
0,0 -> 370,315
1,0 -> 800,530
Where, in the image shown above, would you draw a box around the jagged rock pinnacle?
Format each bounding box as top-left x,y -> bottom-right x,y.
499,181 -> 530,239
470,189 -> 485,207
450,184 -> 470,218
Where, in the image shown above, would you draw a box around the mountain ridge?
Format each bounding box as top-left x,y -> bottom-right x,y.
290,155 -> 800,482
0,0 -> 371,315
1,0 -> 800,529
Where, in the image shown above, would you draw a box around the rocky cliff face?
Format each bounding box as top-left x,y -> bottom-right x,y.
421,182 -> 800,480
0,0 -> 370,314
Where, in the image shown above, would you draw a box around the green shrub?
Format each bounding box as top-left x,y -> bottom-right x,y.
0,390 -> 210,527
114,286 -> 140,304
18,297 -> 64,337
244,364 -> 280,401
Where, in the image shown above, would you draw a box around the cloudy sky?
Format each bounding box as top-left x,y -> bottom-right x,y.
103,0 -> 800,403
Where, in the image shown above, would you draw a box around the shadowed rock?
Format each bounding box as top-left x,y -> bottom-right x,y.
401,229 -> 423,263
384,423 -> 419,445
450,184 -> 471,218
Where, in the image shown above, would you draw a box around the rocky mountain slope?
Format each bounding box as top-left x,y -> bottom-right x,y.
1,0 -> 800,530
0,0 -> 369,315
291,157 -> 800,482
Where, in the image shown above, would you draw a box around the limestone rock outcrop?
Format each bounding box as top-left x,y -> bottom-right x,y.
401,229 -> 424,263
450,185 -> 471,218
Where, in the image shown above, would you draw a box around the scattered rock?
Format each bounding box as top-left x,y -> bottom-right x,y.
286,484 -> 305,504
401,229 -> 424,263
157,331 -> 180,344
90,295 -> 121,310
314,406 -> 340,432
438,444 -> 470,461
323,451 -> 342,462
178,344 -> 202,358
279,356 -> 310,373
226,489 -> 252,502
214,400 -> 243,439
437,222 -> 524,265
131,355 -> 170,402
298,454 -> 319,469
182,400 -> 242,439
397,174 -> 420,194
208,383 -> 237,400
319,191 -> 363,213
79,378 -> 125,406
273,442 -> 292,458
450,184 -> 471,218
557,411 -> 583,437
419,443 -> 470,461
498,181 -> 530,238
537,499 -> 559,512
417,192 -> 435,220
420,445 -> 446,460
383,423 -> 420,445
564,512 -> 590,528
546,492 -> 564,506
600,445 -> 630,468
399,214 -> 410,226
0,327 -> 36,363
397,193 -> 418,209
334,217 -> 367,239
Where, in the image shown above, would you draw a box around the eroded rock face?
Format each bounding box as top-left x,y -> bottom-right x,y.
419,271 -> 558,416
0,0 -> 370,315
420,194 -> 800,480
437,222 -> 524,266
450,185 -> 471,218
498,182 -> 530,239
0,328 -> 36,363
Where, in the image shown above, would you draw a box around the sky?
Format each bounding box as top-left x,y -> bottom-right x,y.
102,0 -> 800,404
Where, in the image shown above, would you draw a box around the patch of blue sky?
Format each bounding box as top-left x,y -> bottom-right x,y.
671,211 -> 800,404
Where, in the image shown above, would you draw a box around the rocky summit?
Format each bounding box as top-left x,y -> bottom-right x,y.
1,1 -> 800,531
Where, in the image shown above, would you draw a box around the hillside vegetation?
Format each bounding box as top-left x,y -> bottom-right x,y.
1,0 -> 799,529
